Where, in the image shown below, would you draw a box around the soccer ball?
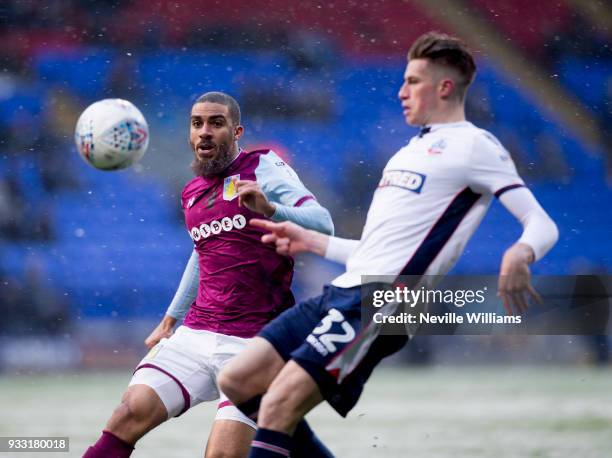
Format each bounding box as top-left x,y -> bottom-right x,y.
74,98 -> 149,171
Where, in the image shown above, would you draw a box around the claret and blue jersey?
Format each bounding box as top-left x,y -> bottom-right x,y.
181,149 -> 319,338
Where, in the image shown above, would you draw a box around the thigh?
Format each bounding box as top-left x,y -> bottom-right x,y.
133,326 -> 219,416
220,291 -> 331,400
128,367 -> 186,419
220,336 -> 285,402
205,419 -> 255,458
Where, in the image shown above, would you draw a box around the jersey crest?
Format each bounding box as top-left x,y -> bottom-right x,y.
427,138 -> 447,155
223,174 -> 240,201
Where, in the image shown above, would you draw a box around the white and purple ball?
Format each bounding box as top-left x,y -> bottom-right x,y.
75,98 -> 149,171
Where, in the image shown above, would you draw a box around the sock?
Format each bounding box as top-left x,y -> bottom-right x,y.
292,421 -> 334,457
236,394 -> 263,422
82,430 -> 134,458
249,428 -> 292,457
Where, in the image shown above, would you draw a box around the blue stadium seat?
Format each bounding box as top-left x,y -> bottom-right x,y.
34,49 -> 116,98
2,47 -> 610,323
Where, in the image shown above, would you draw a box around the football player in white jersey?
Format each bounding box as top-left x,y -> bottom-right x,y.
218,32 -> 559,457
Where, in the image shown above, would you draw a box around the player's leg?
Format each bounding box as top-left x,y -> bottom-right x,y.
105,383 -> 168,440
205,333 -> 275,458
215,338 -> 331,457
203,383 -> 257,458
246,360 -> 326,457
204,420 -> 254,458
221,290 -> 343,457
220,286 -> 337,411
83,372 -> 179,457
245,301 -> 342,458
258,360 -> 323,431
203,414 -> 330,458
218,336 -> 285,407
248,285 -> 408,456
84,326 -> 219,457
204,401 -> 257,458
219,296 -> 331,421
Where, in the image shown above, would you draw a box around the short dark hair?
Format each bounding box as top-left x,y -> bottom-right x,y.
195,91 -> 241,126
408,31 -> 476,100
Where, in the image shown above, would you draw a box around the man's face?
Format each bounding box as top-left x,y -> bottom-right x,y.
397,59 -> 441,126
189,102 -> 243,177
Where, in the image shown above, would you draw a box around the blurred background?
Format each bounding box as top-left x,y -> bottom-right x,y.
0,0 -> 610,373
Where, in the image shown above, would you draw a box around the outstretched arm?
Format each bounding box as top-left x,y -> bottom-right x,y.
250,219 -> 330,257
497,187 -> 559,315
250,219 -> 359,265
467,134 -> 558,315
325,236 -> 360,264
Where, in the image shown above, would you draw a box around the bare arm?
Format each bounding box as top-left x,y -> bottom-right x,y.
248,220 -> 364,266
144,314 -> 177,349
250,219 -> 331,257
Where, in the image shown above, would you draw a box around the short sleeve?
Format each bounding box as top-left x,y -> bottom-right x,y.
255,150 -> 315,206
468,132 -> 525,196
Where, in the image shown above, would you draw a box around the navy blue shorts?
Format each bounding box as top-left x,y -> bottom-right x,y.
259,284 -> 408,417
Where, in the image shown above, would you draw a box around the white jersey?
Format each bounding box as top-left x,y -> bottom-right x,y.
332,121 -> 524,288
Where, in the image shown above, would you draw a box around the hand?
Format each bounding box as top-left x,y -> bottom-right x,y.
235,179 -> 276,217
144,315 -> 177,348
250,218 -> 328,256
497,243 -> 542,316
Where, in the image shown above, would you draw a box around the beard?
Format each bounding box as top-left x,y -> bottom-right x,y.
191,141 -> 236,177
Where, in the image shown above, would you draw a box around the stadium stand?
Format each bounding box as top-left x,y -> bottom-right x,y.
0,0 -> 610,327
467,0 -> 574,52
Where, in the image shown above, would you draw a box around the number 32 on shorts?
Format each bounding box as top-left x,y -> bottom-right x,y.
306,309 -> 356,357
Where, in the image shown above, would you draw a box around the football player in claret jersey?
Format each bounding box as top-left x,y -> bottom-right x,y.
83,92 -> 334,458
218,32 -> 559,457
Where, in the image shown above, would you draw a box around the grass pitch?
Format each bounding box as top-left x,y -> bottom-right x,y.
0,366 -> 611,457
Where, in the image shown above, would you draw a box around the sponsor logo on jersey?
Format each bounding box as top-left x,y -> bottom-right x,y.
223,174 -> 240,201
378,169 -> 426,194
189,214 -> 247,241
186,196 -> 196,208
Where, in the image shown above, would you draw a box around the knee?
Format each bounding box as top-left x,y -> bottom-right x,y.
109,398 -> 143,427
107,400 -> 142,435
106,388 -> 166,436
218,367 -> 243,403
